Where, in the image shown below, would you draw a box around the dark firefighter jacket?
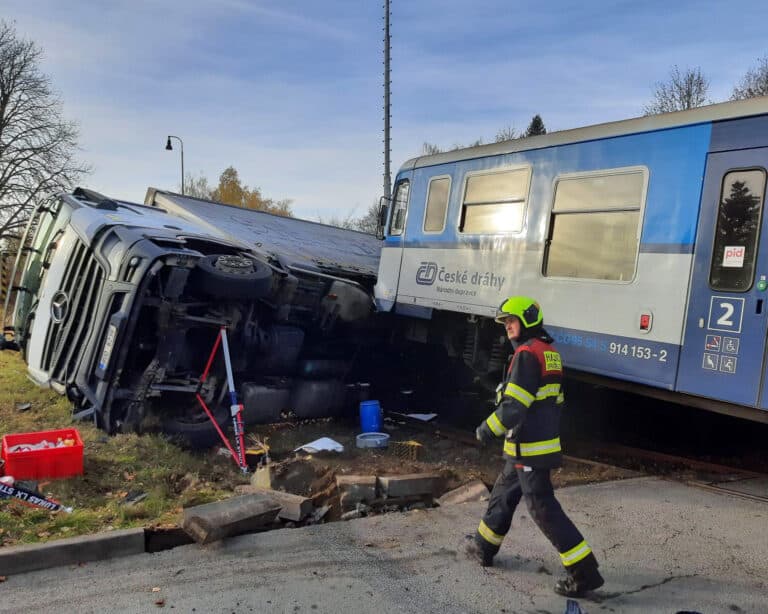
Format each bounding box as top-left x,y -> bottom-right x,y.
484,336 -> 565,468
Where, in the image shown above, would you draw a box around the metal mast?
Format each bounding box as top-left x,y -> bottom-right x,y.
383,0 -> 392,202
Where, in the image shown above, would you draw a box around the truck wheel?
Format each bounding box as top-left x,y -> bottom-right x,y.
194,254 -> 273,300
161,403 -> 230,449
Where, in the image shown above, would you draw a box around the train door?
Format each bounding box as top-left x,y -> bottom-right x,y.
678,149 -> 768,408
373,175 -> 412,311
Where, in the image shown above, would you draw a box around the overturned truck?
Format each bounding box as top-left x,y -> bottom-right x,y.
1,188 -> 386,446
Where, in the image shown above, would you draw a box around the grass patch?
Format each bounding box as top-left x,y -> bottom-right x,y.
0,352 -> 248,547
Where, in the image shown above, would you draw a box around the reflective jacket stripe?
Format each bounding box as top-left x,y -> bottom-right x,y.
478,520 -> 504,546
504,437 -> 561,457
504,382 -> 535,407
560,540 -> 592,566
486,412 -> 506,436
535,383 -> 561,401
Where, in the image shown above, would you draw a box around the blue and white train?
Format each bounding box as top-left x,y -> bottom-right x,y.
374,97 -> 768,423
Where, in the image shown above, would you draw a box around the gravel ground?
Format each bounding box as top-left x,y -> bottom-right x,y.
3,476 -> 765,614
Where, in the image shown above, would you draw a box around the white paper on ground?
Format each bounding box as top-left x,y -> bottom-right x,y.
406,413 -> 438,421
294,437 -> 345,454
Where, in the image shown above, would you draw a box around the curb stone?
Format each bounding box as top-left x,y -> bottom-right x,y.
0,528 -> 146,576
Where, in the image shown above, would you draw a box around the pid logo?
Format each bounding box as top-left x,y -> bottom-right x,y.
722,245 -> 745,268
416,261 -> 438,285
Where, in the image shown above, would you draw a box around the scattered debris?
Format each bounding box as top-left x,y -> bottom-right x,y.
0,481 -> 73,513
308,505 -> 330,524
341,503 -> 370,521
336,475 -> 377,511
154,598 -> 165,607
294,438 -> 344,454
123,491 -> 148,506
15,402 -> 32,412
405,501 -> 427,511
406,413 -> 437,422
152,587 -> 161,593
437,480 -> 490,506
390,440 -> 423,461
181,494 -> 281,544
245,434 -> 271,468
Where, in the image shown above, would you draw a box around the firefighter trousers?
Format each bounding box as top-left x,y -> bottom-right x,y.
475,460 -> 599,575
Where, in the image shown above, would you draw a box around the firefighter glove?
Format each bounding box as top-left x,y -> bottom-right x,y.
475,422 -> 495,446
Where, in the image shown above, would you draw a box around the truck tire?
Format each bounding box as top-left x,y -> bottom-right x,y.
194,254 -> 273,300
161,404 -> 230,449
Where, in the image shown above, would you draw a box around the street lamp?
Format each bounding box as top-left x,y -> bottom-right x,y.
165,135 -> 185,195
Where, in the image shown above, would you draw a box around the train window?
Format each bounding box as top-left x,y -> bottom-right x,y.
544,169 -> 645,281
459,167 -> 530,234
424,176 -> 451,233
709,169 -> 767,292
389,179 -> 410,236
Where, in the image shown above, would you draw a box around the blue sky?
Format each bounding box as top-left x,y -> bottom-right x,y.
4,0 -> 768,220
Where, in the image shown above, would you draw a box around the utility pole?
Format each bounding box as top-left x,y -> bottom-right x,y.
383,0 -> 392,203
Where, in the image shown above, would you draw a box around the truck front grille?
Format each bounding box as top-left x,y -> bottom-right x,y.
42,240 -> 105,381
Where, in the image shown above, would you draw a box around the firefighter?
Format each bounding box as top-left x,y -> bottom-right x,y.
465,296 -> 604,598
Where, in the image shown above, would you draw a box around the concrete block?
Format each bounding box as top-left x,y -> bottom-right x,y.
377,473 -> 441,499
437,480 -> 489,506
182,494 -> 281,545
235,485 -> 314,521
250,459 -> 317,495
336,475 -> 377,510
0,528 -> 145,576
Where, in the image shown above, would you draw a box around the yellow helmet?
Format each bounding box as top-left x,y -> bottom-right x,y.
495,296 -> 543,328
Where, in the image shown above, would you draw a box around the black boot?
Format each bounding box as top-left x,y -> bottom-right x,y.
464,536 -> 495,567
554,566 -> 604,597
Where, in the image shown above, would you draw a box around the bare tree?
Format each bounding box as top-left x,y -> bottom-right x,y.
351,200 -> 381,235
422,142 -> 442,155
0,20 -> 89,241
183,171 -> 213,199
452,138 -> 483,150
731,56 -> 768,100
495,125 -> 518,142
643,65 -> 710,115
316,210 -> 356,229
317,200 -> 381,234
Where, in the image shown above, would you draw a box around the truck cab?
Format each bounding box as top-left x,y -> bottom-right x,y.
2,188 -> 382,445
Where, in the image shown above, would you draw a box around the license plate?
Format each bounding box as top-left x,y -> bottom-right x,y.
99,324 -> 117,370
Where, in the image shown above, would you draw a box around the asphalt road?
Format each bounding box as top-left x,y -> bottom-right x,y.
2,477 -> 766,613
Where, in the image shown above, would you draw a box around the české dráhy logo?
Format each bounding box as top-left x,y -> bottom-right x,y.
416,261 -> 438,285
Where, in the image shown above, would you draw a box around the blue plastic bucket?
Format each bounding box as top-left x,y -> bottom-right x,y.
359,400 -> 382,433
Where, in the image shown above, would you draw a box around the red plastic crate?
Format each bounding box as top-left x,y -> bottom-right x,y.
1,428 -> 84,480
